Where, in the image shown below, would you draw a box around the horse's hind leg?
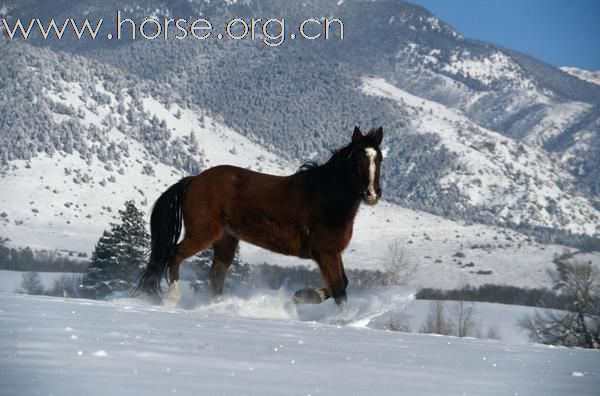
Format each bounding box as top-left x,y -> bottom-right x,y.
209,233 -> 239,299
163,232 -> 221,306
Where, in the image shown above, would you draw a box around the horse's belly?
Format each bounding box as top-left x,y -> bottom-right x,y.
243,233 -> 308,258
227,215 -> 310,258
237,230 -> 309,258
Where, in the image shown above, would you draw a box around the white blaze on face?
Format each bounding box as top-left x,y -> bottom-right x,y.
365,147 -> 377,203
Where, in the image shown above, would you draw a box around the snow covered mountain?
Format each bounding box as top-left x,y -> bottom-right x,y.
1,0 -> 599,282
1,0 -> 598,240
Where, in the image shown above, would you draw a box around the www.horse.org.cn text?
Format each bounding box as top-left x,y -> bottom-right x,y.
0,11 -> 345,47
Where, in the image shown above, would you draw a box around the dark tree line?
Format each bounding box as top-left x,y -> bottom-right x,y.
416,284 -> 573,310
0,238 -> 87,272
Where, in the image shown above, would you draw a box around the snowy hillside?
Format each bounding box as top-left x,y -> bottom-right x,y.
1,3 -> 598,394
0,68 -> 595,291
2,174 -> 578,291
1,292 -> 598,396
0,50 -> 292,255
361,77 -> 599,235
2,70 -> 590,291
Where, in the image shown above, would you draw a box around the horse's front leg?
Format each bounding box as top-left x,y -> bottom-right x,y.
315,251 -> 347,305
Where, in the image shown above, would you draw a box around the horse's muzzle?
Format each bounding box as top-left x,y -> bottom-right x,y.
363,188 -> 382,205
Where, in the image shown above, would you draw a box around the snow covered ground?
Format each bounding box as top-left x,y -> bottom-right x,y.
0,271 -> 564,345
1,292 -> 598,396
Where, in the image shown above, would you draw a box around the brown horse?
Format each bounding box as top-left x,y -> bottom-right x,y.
135,126 -> 383,305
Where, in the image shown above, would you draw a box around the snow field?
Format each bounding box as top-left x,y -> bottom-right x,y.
1,292 -> 598,396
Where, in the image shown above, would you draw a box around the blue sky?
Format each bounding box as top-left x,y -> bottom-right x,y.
408,0 -> 600,70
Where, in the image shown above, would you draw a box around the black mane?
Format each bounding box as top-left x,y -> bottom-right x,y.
295,128 -> 380,175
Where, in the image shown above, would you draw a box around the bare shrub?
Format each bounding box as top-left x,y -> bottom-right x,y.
420,298 -> 482,338
520,261 -> 599,349
486,326 -> 501,340
451,299 -> 476,337
18,272 -> 44,295
421,301 -> 454,336
383,240 -> 418,285
384,315 -> 412,332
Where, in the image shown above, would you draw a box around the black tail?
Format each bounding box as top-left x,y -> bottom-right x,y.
134,176 -> 193,296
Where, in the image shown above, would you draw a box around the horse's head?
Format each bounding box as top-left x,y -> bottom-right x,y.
347,126 -> 383,205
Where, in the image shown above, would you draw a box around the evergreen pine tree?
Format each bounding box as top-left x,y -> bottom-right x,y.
0,237 -> 9,268
80,230 -> 117,298
81,200 -> 149,299
227,247 -> 251,285
188,248 -> 215,292
112,201 -> 149,279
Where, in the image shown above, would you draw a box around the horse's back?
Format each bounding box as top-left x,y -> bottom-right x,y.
190,164 -> 293,199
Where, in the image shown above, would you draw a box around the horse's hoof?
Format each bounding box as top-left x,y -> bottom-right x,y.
334,293 -> 347,306
212,294 -> 224,304
162,280 -> 181,307
292,287 -> 328,304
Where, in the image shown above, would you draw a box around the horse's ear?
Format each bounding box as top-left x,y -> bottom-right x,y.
352,126 -> 363,143
374,127 -> 383,145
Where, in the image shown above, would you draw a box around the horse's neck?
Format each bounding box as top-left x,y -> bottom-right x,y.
337,197 -> 361,222
312,163 -> 362,223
